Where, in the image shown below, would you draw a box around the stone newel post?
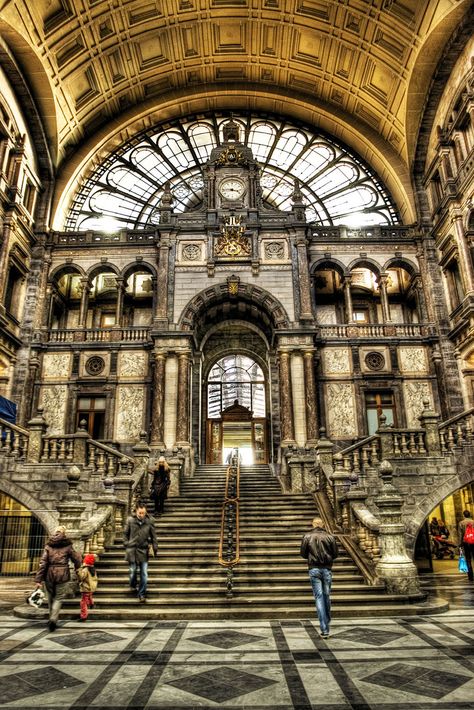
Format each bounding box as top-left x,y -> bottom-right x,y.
374,460 -> 422,596
26,408 -> 47,463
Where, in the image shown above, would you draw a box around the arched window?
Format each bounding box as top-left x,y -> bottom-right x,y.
207,354 -> 265,418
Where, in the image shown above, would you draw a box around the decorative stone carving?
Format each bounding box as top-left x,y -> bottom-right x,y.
42,352 -> 71,379
315,306 -> 337,324
399,347 -> 428,374
85,356 -> 105,376
116,387 -> 144,440
118,351 -> 147,378
365,351 -> 385,371
323,347 -> 351,374
326,383 -> 357,438
182,243 -> 202,261
40,385 -> 68,435
264,241 -> 285,260
403,381 -> 432,428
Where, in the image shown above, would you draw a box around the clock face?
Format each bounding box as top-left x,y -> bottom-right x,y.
219,178 -> 246,201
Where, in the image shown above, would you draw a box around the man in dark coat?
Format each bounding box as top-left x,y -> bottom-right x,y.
34,525 -> 81,631
123,501 -> 158,601
300,516 -> 338,638
149,456 -> 170,515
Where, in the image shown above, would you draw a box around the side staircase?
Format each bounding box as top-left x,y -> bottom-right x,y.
57,464 -> 442,619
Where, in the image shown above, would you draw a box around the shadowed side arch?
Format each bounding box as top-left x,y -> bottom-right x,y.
0,480 -> 58,535
347,258 -> 382,277
311,258 -> 346,278
178,281 -> 291,344
49,263 -> 86,283
382,257 -> 419,276
404,464 -> 474,555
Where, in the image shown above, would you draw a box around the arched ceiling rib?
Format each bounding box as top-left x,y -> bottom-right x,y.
0,0 -> 470,172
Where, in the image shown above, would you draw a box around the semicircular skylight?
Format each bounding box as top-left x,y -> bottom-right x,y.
64,112 -> 400,231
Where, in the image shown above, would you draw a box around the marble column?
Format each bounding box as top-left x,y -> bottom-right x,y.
303,350 -> 318,444
343,276 -> 353,323
78,278 -> 91,327
278,350 -> 295,445
176,352 -> 191,445
155,238 -> 170,326
115,277 -> 125,326
378,274 -> 391,322
413,276 -> 428,322
150,351 -> 166,447
295,234 -> 313,321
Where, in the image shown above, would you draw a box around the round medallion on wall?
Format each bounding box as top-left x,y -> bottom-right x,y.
182,243 -> 202,261
365,351 -> 385,371
85,356 -> 105,376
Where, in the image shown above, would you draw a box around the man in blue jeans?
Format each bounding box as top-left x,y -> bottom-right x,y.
124,501 -> 158,602
300,516 -> 338,638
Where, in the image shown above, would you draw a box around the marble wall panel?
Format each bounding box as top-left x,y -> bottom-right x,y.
325,382 -> 357,439
42,352 -> 71,379
40,385 -> 68,435
322,347 -> 351,375
115,386 -> 145,441
403,381 -> 432,428
398,347 -> 428,374
315,305 -> 337,324
164,355 -> 178,448
118,351 -> 148,378
291,352 -> 306,446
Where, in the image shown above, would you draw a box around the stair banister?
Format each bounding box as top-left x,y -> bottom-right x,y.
218,449 -> 241,597
0,416 -> 29,459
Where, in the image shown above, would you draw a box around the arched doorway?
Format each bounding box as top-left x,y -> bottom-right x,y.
205,354 -> 268,464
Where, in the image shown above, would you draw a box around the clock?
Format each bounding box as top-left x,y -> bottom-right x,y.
219,177 -> 246,201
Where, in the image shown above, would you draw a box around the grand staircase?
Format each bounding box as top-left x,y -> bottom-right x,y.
57,464 -> 440,619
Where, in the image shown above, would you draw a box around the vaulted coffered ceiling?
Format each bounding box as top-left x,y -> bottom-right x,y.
0,0 -> 471,225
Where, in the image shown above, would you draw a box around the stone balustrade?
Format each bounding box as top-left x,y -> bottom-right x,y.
317,323 -> 436,339
0,417 -> 29,458
439,408 -> 474,453
48,326 -> 150,343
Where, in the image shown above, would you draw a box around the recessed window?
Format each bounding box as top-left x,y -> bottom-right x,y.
76,396 -> 106,439
365,392 -> 395,436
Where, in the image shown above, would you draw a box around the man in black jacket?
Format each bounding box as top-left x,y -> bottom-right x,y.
300,517 -> 338,638
124,501 -> 158,602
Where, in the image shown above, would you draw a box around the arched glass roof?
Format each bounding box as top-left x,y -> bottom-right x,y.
64,112 -> 400,231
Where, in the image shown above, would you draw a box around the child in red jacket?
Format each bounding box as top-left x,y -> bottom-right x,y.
76,553 -> 98,621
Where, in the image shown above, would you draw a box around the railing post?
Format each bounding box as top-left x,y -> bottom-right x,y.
418,398 -> 441,455
26,408 -> 47,463
167,450 -> 182,497
374,460 -> 422,596
377,416 -> 394,458
73,419 -> 90,466
57,465 -> 87,554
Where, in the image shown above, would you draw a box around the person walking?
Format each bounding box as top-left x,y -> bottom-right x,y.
123,501 -> 158,602
458,509 -> 474,581
300,516 -> 338,638
149,456 -> 170,515
34,525 -> 81,632
76,553 -> 98,621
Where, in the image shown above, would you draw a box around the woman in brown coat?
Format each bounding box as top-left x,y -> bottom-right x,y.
34,525 -> 81,631
149,456 -> 170,515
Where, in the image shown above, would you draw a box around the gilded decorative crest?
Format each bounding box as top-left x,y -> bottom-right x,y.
217,147 -> 247,166
215,215 -> 251,258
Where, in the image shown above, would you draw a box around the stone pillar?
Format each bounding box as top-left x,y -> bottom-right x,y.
150,351 -> 166,447
78,278 -> 91,327
295,234 -> 313,321
378,274 -> 391,322
278,350 -> 295,445
115,277 -> 125,326
57,465 -> 86,550
154,237 -> 170,326
343,276 -> 353,323
418,398 -> 441,455
176,352 -> 191,445
167,451 -> 182,496
26,408 -> 47,463
453,209 -> 474,294
374,460 -> 421,596
303,350 -> 318,445
413,276 -> 428,322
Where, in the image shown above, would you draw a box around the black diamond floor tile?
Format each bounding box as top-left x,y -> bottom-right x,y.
0,666 -> 82,702
332,627 -> 406,646
48,631 -> 125,649
189,630 -> 266,649
167,665 -> 278,702
361,662 -> 471,699
292,651 -> 321,663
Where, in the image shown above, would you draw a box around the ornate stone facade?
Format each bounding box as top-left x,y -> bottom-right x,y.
325,383 -> 357,439
403,381 -> 433,428
115,387 -> 144,441
40,385 -> 68,435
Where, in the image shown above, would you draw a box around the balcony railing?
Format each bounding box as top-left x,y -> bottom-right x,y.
317,323 -> 436,338
48,326 -> 150,343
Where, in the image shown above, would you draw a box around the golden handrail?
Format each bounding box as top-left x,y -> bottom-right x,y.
218,453 -> 240,570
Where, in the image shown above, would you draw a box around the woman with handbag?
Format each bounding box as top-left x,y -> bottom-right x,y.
34,525 -> 81,631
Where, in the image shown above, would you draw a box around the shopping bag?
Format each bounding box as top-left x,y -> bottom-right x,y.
458,552 -> 468,573
27,588 -> 45,608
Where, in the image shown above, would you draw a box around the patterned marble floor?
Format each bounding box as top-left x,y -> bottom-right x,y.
1,606 -> 474,709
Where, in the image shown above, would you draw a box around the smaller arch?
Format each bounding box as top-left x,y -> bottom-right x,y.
0,480 -> 58,534
347,258 -> 381,276
86,262 -> 121,281
382,257 -> 419,276
49,263 -> 85,283
121,261 -> 157,282
310,258 -> 346,277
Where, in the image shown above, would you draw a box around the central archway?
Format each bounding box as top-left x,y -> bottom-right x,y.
206,353 -> 267,464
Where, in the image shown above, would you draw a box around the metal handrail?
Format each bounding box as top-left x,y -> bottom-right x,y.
218,452 -> 241,588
